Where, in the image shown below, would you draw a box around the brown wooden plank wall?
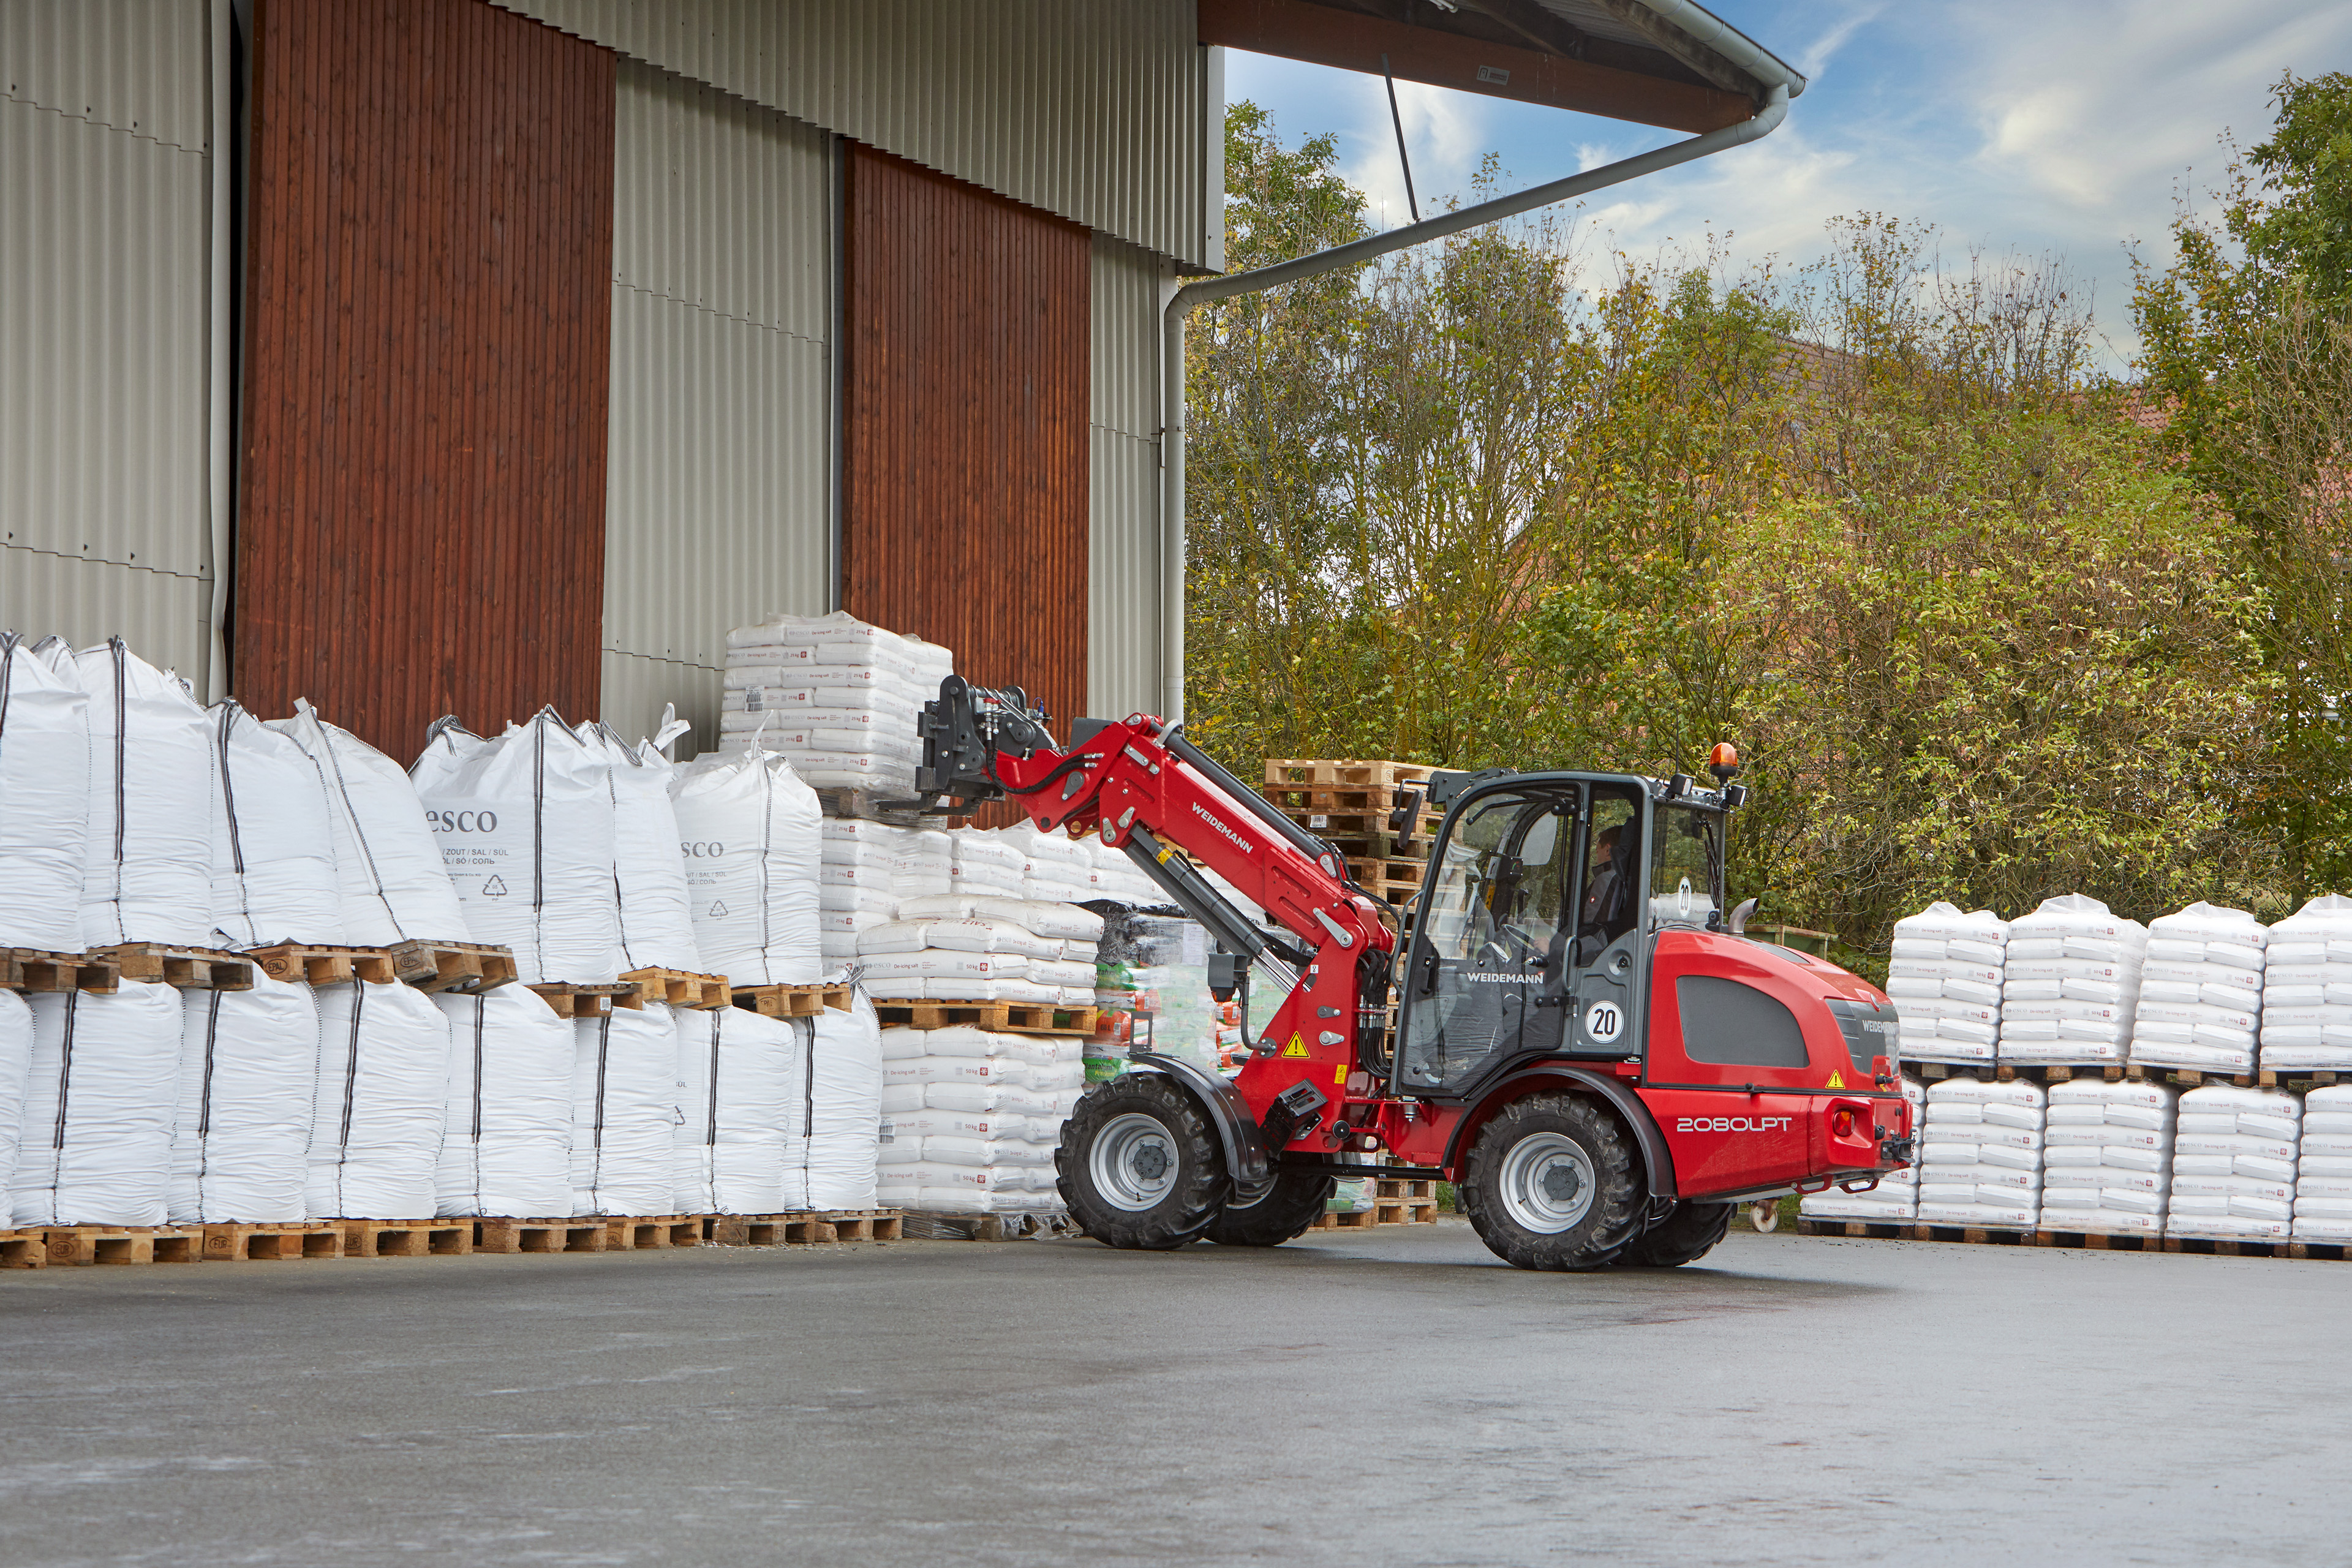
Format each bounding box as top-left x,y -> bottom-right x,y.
236,0 -> 616,759
843,142 -> 1091,742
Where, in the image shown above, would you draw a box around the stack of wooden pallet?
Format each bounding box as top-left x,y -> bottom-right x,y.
1308,1176 -> 1442,1230
1262,758 -> 1438,909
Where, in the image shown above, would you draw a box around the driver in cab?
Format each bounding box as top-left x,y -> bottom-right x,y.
1577,824 -> 1636,963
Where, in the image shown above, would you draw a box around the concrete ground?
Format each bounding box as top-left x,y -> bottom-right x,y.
4,1220 -> 2348,1567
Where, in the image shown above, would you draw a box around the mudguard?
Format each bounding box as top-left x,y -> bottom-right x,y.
1126,1052 -> 1274,1200
1444,1063 -> 1679,1199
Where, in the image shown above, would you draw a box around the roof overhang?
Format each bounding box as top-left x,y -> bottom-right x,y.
1196,0 -> 1801,134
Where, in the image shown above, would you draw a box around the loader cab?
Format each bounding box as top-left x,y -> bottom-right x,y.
1392,772 -> 1726,1101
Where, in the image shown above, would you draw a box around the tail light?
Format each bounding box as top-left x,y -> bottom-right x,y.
1832,1108 -> 1856,1139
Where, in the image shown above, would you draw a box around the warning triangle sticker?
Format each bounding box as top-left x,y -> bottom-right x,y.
480,875 -> 508,897
708,901 -> 728,918
1825,1069 -> 1845,1089
1280,1033 -> 1309,1058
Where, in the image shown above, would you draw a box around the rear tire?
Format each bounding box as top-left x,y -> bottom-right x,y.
1460,1092 -> 1645,1271
1613,1200 -> 1735,1268
1055,1076 -> 1225,1250
1203,1170 -> 1335,1246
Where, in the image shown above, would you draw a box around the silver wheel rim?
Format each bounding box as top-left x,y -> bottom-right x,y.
1498,1132 -> 1596,1234
1090,1112 -> 1179,1213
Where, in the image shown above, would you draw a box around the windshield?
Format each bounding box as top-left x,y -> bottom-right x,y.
1649,804 -> 1723,929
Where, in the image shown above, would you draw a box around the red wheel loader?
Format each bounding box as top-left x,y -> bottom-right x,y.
912,680 -> 1913,1270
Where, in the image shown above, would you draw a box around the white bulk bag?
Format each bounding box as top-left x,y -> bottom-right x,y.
14,982 -> 183,1227
207,701 -> 347,947
434,984 -> 576,1219
172,973 -> 318,1223
0,634 -> 91,951
0,993 -> 32,1216
670,744 -> 823,985
795,991 -> 883,1211
673,1006 -> 801,1215
307,981 -> 453,1220
412,710 -> 622,985
571,1001 -> 679,1217
269,699 -> 472,945
76,639 -> 215,946
583,714 -> 704,974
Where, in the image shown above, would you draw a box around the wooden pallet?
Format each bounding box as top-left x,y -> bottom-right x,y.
340,1219 -> 474,1257
710,1208 -> 905,1245
1994,1062 -> 2127,1084
2124,1063 -> 2256,1088
1265,758 -> 1436,794
198,1222 -> 346,1261
89,943 -> 253,990
2163,1235 -> 2294,1259
41,1226 -> 198,1265
390,940 -> 518,994
529,982 -> 641,1020
246,943 -> 399,987
1910,1224 -> 2034,1246
2288,1240 -> 2352,1261
604,1214 -> 706,1250
1374,1178 -> 1438,1201
2034,1229 -> 2162,1252
0,1229 -> 47,1268
623,967 -> 731,1010
874,999 -> 1097,1036
473,1216 -> 609,1254
2261,1068 -> 2345,1088
896,1210 -> 1064,1242
1344,859 -> 1425,907
1909,1060 -> 1996,1080
1,948 -> 120,995
731,981 -> 855,1019
1796,1218 -> 1914,1240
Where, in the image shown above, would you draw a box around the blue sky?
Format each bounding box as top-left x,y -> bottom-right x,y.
1224,2 -> 2352,369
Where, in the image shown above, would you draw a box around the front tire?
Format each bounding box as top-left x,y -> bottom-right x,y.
1613,1200 -> 1734,1268
1203,1170 -> 1335,1246
1460,1092 -> 1645,1270
1055,1076 -> 1226,1250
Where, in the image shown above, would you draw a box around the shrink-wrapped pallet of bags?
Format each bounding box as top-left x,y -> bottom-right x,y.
172,974 -> 318,1223
2037,1080 -> 2174,1235
571,1001 -> 679,1217
412,710 -> 623,985
1883,903 -> 2007,1063
13,983 -> 184,1227
791,993 -> 884,1210
2256,895 -> 2352,1072
307,981 -> 452,1221
671,744 -> 823,985
2002,895 -> 2147,1066
858,895 -> 1104,1006
1913,1077 -> 2044,1229
2166,1084 -> 2300,1242
270,699 -> 472,945
0,633 -> 91,951
1800,1077 -> 1927,1222
2291,1084 -> 2352,1240
875,1023 -> 1085,1215
206,700 -> 347,948
434,985 -> 576,1220
2131,903 -> 2267,1074
72,638 -> 216,947
582,712 -> 704,976
718,611 -> 954,793
673,1005 -> 802,1215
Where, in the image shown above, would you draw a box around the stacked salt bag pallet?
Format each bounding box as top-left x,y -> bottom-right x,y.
1883,903 -> 2005,1066
718,611 -> 953,796
2001,895 -> 2145,1068
858,897 -> 1101,1009
815,820 -> 953,969
1913,1077 -> 2045,1230
2131,903 -> 2265,1076
2037,1080 -> 2175,1237
1799,1076 -> 1928,1224
2166,1085 -> 2300,1243
875,1025 -> 1088,1216
2256,895 -> 2352,1076
2291,1085 -> 2352,1242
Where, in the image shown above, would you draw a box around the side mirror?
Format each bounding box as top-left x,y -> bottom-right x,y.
1728,897 -> 1759,936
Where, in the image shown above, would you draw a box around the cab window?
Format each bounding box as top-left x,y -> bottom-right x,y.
1649,804 -> 1722,929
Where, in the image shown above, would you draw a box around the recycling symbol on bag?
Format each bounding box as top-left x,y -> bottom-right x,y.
708,901 -> 728,918
481,875 -> 509,897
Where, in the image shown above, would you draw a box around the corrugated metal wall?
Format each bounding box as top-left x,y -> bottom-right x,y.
488,0 -> 1215,270
602,59 -> 833,753
0,0 -> 217,682
236,0 -> 616,759
1088,234 -> 1165,721
843,143 -> 1091,750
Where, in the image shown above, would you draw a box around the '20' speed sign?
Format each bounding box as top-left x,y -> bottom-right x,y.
1583,1000 -> 1624,1044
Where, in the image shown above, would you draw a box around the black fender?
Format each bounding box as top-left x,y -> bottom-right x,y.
1125,1052 -> 1274,1200
1443,1064 -> 1678,1199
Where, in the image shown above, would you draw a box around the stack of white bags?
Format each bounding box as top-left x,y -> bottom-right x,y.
1798,1077 -> 1926,1223
2166,1085 -> 2299,1242
2038,1080 -> 2174,1235
1883,903 -> 2006,1063
875,1025 -> 1087,1214
1914,1077 -> 2045,1228
816,819 -> 954,967
2130,903 -> 2264,1074
2000,895 -> 2146,1066
2256,895 -> 2352,1072
857,897 -> 1103,1007
718,611 -> 953,794
2291,1084 -> 2352,1241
